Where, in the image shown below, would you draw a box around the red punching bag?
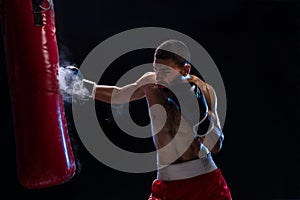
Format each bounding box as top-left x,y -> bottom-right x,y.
2,0 -> 76,188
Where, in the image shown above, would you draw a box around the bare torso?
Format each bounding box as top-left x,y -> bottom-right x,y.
140,73 -> 200,165
94,71 -> 219,165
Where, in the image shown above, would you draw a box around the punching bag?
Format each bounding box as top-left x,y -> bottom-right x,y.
2,0 -> 76,188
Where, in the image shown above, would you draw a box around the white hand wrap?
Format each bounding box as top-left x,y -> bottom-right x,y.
82,79 -> 96,99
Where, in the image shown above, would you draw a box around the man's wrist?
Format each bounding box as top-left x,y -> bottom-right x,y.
82,79 -> 96,99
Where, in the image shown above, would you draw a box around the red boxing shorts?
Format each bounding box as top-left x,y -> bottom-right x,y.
148,168 -> 232,200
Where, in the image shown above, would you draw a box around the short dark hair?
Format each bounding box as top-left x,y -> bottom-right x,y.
154,39 -> 191,67
154,49 -> 187,67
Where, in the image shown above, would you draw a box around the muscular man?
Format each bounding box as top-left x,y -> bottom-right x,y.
85,39 -> 232,199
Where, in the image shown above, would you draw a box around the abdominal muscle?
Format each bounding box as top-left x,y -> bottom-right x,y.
145,83 -> 200,166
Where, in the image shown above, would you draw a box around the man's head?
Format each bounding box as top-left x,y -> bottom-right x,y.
155,39 -> 191,65
154,40 -> 191,85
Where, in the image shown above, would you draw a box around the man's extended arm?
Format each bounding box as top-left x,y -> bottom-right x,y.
89,72 -> 154,104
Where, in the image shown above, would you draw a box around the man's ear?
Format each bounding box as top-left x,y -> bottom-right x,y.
181,63 -> 191,76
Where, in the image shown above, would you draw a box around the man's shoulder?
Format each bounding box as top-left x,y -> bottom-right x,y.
136,72 -> 156,86
141,71 -> 155,78
192,77 -> 211,92
140,72 -> 156,81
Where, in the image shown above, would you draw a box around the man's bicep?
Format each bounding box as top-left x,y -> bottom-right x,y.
131,72 -> 155,100
206,84 -> 218,112
111,73 -> 153,103
128,84 -> 146,101
206,85 -> 223,130
110,83 -> 144,104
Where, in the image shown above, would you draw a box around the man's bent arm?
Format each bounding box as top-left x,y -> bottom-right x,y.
188,75 -> 224,154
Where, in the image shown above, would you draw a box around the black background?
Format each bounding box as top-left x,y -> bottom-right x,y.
1,0 -> 300,199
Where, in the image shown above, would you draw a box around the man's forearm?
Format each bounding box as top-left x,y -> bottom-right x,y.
93,85 -> 118,103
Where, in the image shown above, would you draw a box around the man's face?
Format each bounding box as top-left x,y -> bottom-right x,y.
153,58 -> 182,86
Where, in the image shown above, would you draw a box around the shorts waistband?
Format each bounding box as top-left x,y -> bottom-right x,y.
157,154 -> 217,181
